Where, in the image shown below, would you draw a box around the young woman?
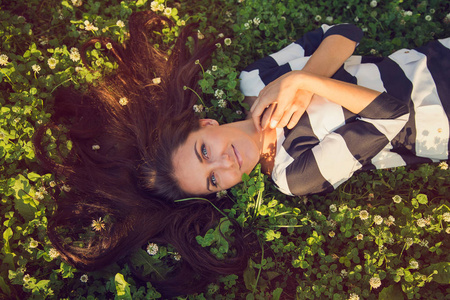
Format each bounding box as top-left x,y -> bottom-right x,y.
173,24 -> 450,197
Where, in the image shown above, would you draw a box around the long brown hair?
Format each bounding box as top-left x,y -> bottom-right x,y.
33,11 -> 249,297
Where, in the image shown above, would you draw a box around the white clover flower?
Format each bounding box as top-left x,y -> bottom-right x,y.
359,210 -> 369,220
218,99 -> 227,108
370,49 -> 377,55
71,0 -> 82,7
214,89 -> 225,99
106,43 -> 113,50
47,58 -> 58,69
374,215 -> 383,225
80,274 -> 88,283
69,51 -> 80,62
61,184 -> 71,192
116,20 -> 125,28
147,243 -> 159,255
354,16 -> 359,22
211,65 -> 218,72
23,274 -> 31,282
253,17 -> 261,26
314,15 -> 322,22
236,110 -> 243,115
91,217 -> 105,231
326,16 -> 333,23
163,7 -> 172,17
225,11 -> 232,18
409,260 -> 419,269
370,0 -> 377,8
157,4 -> 164,11
218,33 -> 224,38
224,38 -> 232,46
438,161 -> 448,170
0,54 -> 9,66
442,212 -> 450,222
92,144 -> 100,150
340,269 -> 348,277
173,252 -> 181,261
197,30 -> 205,40
405,10 -> 413,16
32,64 -> 41,73
193,104 -> 204,113
419,239 -> 429,247
150,1 -> 159,12
119,97 -> 128,106
49,181 -> 57,188
215,43 -> 221,48
348,293 -> 360,300
329,231 -> 335,238
216,190 -> 227,199
430,9 -> 435,14
244,23 -> 250,30
446,227 -> 450,234
35,191 -> 44,200
425,15 -> 432,21
392,195 -> 402,203
416,218 -> 427,227
84,21 -> 98,31
369,276 -> 381,289
206,70 -> 212,75
329,204 -> 337,213
356,233 -> 364,240
49,248 -> 60,259
406,237 -> 414,246
29,239 -> 39,248
385,215 -> 395,226
152,77 -> 161,84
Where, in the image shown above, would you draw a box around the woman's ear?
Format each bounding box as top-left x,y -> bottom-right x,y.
199,119 -> 219,127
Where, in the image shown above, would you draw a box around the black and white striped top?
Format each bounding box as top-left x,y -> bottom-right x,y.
240,24 -> 450,196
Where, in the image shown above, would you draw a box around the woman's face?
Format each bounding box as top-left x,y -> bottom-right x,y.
172,119 -> 261,195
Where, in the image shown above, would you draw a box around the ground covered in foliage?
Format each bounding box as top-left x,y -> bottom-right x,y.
1,0 -> 450,299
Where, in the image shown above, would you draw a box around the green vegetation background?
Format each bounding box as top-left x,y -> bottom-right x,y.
1,0 -> 449,299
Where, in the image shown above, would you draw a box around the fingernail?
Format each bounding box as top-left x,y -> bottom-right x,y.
270,120 -> 277,129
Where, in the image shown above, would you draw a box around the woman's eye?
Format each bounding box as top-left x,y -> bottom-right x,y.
211,173 -> 218,187
201,144 -> 209,159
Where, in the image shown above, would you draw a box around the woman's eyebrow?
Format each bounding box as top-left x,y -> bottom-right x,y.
194,141 -> 202,163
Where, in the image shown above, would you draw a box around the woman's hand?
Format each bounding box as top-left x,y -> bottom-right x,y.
250,71 -> 312,131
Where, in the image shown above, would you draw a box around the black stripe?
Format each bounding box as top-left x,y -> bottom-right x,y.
332,65 -> 358,84
282,113 -> 319,160
294,27 -> 325,56
243,55 -> 279,72
324,24 -> 363,43
415,40 -> 450,155
286,150 -> 334,196
260,63 -> 293,86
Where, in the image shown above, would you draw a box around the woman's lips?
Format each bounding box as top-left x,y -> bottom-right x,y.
232,145 -> 243,169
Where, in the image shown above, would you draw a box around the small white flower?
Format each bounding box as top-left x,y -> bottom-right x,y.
80,274 -> 88,283
392,195 -> 402,203
354,16 -> 359,22
23,274 -> 31,282
442,212 -> 450,222
340,269 -> 348,277
370,49 -> 377,55
236,110 -> 243,115
430,9 -> 435,14
163,7 -> 172,17
329,204 -> 337,213
0,54 -> 9,66
47,58 -> 57,69
116,20 -> 125,28
49,181 -> 57,187
71,0 -> 82,7
35,191 -> 44,200
329,231 -> 335,238
348,293 -> 360,300
119,97 -> 128,106
214,89 -> 225,99
446,227 -> 450,234
157,4 -> 164,11
85,21 -> 98,31
216,190 -> 227,199
206,70 -> 212,75
359,210 -> 369,220
406,237 -> 414,246
419,239 -> 429,248
193,104 -> 204,113
409,260 -> 419,269
244,23 -> 250,30
326,16 -> 333,23
106,43 -> 113,50
224,38 -> 232,46
438,161 -> 448,170
146,243 -> 159,255
215,43 -> 221,48
370,0 -> 377,8
356,233 -> 364,240
405,10 -> 413,16
416,218 -> 427,227
152,77 -> 161,84
61,184 -> 71,192
314,15 -> 322,22
32,64 -> 41,73
374,215 -> 383,225
218,99 -> 227,108
425,15 -> 432,21
253,17 -> 261,26
369,276 -> 381,289
150,1 -> 159,11
29,239 -> 39,248
70,47 -> 79,53
69,51 -> 80,62
49,248 -> 60,259
179,20 -> 186,26
197,30 -> 205,40
211,65 -> 218,72
92,144 -> 100,150
173,252 -> 181,261
362,26 -> 368,32
91,217 -> 105,231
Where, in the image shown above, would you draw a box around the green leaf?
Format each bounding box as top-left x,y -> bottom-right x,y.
378,284 -> 404,300
0,276 -> 11,297
416,194 -> 428,205
2,227 -> 13,253
27,172 -> 41,182
272,287 -> 283,300
243,259 -> 256,291
114,273 -> 132,299
422,262 -> 450,284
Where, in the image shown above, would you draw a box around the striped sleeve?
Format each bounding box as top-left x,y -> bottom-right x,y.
239,24 -> 363,96
279,93 -> 410,196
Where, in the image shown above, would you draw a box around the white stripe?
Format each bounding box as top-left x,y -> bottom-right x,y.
239,69 -> 266,97
438,37 -> 450,49
389,49 -> 449,159
307,95 -> 345,140
271,128 -> 294,196
270,42 -> 305,66
359,113 -> 410,141
312,133 -> 362,189
371,144 -> 406,169
288,57 -> 309,71
345,62 -> 386,93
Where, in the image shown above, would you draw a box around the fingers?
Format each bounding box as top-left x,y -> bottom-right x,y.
260,104 -> 276,130
287,109 -> 305,129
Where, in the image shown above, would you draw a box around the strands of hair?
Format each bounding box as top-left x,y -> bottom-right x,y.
33,11 -> 249,297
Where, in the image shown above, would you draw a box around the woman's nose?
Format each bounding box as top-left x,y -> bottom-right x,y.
216,152 -> 234,169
